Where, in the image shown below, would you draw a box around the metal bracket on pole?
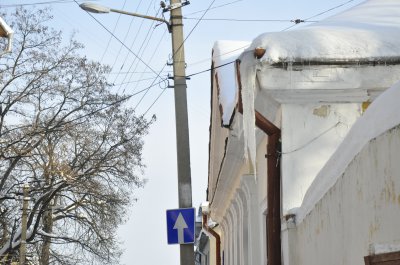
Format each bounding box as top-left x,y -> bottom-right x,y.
167,79 -> 174,88
167,73 -> 190,80
162,1 -> 190,13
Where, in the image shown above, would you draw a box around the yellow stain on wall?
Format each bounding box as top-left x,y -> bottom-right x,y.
313,105 -> 330,118
362,101 -> 371,113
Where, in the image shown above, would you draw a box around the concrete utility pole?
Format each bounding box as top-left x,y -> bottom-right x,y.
19,184 -> 29,265
79,1 -> 194,264
170,1 -> 194,264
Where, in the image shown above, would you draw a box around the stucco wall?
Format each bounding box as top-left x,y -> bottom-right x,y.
289,125 -> 400,265
281,103 -> 361,214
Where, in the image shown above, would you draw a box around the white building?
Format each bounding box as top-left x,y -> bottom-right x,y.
202,1 -> 400,264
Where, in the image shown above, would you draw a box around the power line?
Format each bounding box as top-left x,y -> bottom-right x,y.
109,71 -> 171,75
184,17 -> 318,23
109,0 -> 148,85
124,28 -> 168,95
187,61 -> 235,78
143,61 -> 239,115
145,0 -> 362,115
187,43 -> 250,67
118,4 -> 162,94
99,0 -> 128,63
124,78 -> 168,97
185,0 -> 243,16
177,1 -> 363,78
73,0 -> 168,111
142,0 -> 217,115
127,5 -> 169,112
305,0 -> 356,21
55,78 -> 167,128
74,0 -> 163,81
118,60 -> 238,88
0,0 -> 94,7
111,76 -> 165,86
282,0 -> 358,31
180,0 -> 217,55
143,87 -> 168,115
281,23 -> 298,31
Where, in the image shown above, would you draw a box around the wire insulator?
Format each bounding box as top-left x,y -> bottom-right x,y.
291,19 -> 305,24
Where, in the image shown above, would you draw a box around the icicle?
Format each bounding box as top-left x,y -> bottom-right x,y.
239,52 -> 258,175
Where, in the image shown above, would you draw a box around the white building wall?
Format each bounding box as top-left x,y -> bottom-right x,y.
281,103 -> 361,214
289,125 -> 400,265
242,174 -> 263,265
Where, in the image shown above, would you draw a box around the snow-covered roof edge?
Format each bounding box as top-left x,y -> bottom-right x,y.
295,79 -> 400,224
212,40 -> 250,125
248,0 -> 400,64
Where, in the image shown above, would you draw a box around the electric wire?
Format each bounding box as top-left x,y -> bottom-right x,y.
305,0 -> 356,21
279,122 -> 344,155
143,0 -> 217,115
110,76 -> 161,86
185,43 -> 250,69
142,86 -> 168,115
183,17 -> 318,23
0,0 -> 92,7
72,0 -> 168,111
123,28 -> 168,95
281,0 -> 358,31
109,71 -> 171,75
185,0 -> 243,16
74,0 -> 163,81
33,77 -> 168,132
118,24 -> 160,94
133,27 -> 173,110
117,4 -> 162,94
115,19 -> 158,93
209,0 -> 362,204
281,23 -> 298,31
108,0 -> 146,83
99,0 -> 128,64
177,0 -> 217,61
186,61 -> 235,78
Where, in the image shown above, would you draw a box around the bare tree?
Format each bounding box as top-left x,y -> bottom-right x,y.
0,8 -> 153,265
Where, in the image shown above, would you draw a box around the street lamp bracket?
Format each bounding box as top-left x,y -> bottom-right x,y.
162,1 -> 190,13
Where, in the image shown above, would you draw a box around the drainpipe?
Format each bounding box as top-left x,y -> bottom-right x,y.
236,50 -> 282,265
266,132 -> 281,265
202,203 -> 221,265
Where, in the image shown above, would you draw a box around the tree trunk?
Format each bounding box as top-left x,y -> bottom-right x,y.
40,207 -> 53,265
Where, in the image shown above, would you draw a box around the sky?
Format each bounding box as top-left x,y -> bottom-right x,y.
1,0 -> 365,264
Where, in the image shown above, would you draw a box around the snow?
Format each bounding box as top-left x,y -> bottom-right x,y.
212,40 -> 250,125
37,229 -> 58,238
216,0 -> 400,126
211,0 -> 400,218
232,0 -> 400,186
296,80 -> 400,223
239,52 -> 258,171
370,242 -> 400,255
249,0 -> 400,63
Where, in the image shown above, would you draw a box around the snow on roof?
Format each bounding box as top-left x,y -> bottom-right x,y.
296,79 -> 400,223
214,0 -> 400,125
212,40 -> 250,125
249,0 -> 400,63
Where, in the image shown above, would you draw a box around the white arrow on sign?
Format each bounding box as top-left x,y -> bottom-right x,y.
173,213 -> 188,244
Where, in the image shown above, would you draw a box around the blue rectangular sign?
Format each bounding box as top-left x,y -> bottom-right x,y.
166,207 -> 195,245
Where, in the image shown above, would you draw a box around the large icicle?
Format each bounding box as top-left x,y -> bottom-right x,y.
239,52 -> 258,174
